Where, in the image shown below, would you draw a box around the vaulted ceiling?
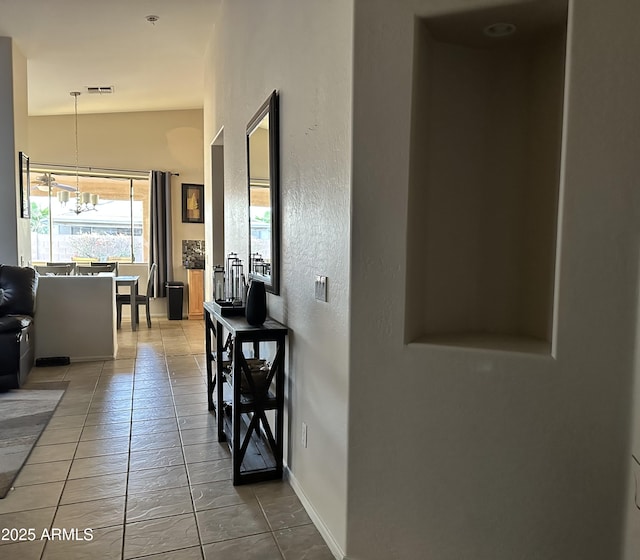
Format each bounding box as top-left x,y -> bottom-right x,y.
0,0 -> 219,116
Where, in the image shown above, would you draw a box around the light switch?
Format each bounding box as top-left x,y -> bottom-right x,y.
315,275 -> 328,302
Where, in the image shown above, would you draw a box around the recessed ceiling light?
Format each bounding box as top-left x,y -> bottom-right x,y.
483,22 -> 516,37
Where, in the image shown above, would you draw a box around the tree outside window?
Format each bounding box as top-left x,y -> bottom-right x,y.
29,170 -> 149,263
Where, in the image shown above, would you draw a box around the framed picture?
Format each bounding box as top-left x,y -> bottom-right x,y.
182,183 -> 204,223
19,152 -> 30,219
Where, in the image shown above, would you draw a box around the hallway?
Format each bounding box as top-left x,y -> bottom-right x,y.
0,319 -> 332,559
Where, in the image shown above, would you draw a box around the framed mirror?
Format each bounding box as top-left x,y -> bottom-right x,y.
247,90 -> 280,294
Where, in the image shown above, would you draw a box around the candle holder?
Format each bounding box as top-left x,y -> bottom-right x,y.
212,253 -> 247,317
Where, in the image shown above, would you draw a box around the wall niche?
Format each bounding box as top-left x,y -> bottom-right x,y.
405,0 -> 568,354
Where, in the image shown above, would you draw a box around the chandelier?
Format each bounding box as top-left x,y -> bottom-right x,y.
57,92 -> 99,213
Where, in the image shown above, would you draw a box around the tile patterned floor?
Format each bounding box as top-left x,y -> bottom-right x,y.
0,319 -> 334,560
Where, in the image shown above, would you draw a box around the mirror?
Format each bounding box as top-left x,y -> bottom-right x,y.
247,90 -> 280,294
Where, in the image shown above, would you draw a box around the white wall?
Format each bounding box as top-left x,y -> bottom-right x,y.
350,1 -> 640,559
204,0 -> 353,554
28,109 -> 205,315
12,40 -> 30,266
35,275 -> 117,361
0,37 -> 28,266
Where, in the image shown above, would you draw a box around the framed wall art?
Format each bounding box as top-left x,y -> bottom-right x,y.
182,183 -> 204,224
19,152 -> 30,219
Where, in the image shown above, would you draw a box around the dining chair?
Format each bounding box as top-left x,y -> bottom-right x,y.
47,262 -> 77,275
91,262 -> 118,274
77,265 -> 114,275
116,263 -> 157,328
35,264 -> 73,276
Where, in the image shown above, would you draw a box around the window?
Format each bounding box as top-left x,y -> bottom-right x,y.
29,168 -> 149,263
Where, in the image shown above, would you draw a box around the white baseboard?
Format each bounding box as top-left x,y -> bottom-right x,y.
69,355 -> 115,362
285,466 -> 348,560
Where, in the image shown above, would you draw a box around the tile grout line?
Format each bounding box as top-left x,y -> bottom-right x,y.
166,349 -> 207,560
121,331 -> 138,560
38,360 -> 91,560
254,493 -> 288,559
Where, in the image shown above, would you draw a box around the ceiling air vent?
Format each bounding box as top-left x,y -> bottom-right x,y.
86,86 -> 114,94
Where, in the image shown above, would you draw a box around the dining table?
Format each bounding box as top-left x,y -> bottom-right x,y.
114,275 -> 140,331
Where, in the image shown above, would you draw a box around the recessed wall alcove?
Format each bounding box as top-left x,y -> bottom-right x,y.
405,0 -> 568,354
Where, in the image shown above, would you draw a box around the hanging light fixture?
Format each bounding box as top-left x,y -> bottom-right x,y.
31,173 -> 74,193
59,92 -> 99,213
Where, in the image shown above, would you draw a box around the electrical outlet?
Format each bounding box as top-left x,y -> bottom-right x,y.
314,276 -> 328,302
301,422 -> 308,448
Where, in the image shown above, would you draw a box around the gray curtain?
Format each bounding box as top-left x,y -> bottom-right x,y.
149,171 -> 172,297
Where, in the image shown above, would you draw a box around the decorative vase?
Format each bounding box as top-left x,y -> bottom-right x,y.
246,280 -> 267,326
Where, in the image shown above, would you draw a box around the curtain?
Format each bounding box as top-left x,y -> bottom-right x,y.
149,171 -> 172,297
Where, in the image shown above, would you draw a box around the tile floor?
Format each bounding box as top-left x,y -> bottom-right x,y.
0,319 -> 334,560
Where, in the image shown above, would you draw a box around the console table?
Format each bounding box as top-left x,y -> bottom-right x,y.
204,301 -> 288,485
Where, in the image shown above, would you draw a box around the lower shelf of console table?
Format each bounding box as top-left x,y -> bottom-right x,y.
220,404 -> 279,479
204,301 -> 288,485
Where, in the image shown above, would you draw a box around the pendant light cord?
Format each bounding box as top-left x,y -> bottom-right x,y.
71,91 -> 81,203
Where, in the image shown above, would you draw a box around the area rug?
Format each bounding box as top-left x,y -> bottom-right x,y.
0,382 -> 68,498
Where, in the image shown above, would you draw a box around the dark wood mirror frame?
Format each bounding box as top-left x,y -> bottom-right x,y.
247,90 -> 280,295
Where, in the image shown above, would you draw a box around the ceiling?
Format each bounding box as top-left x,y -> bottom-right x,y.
0,0 -> 219,116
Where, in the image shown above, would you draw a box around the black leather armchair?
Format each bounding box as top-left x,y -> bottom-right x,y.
0,265 -> 38,390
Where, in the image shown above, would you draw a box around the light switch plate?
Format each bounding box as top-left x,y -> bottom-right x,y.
315,276 -> 328,302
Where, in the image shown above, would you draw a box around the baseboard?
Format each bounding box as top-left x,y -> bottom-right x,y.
35,354 -> 115,363
285,466 -> 348,560
69,355 -> 115,362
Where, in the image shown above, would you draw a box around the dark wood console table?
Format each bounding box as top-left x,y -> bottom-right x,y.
204,301 -> 288,485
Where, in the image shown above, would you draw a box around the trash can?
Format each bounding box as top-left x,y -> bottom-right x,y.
166,281 -> 184,320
